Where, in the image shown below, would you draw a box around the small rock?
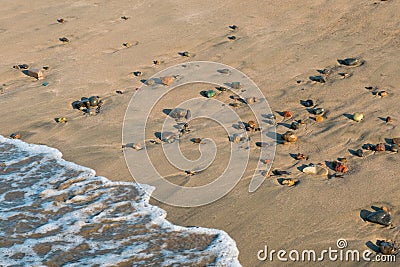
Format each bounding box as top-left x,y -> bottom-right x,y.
337,58 -> 359,66
334,161 -> 349,173
231,133 -> 244,144
290,121 -> 300,130
374,143 -> 386,152
282,131 -> 298,143
378,91 -> 388,97
161,76 -> 174,86
55,117 -> 67,123
280,179 -> 298,187
295,153 -> 307,160
181,51 -> 191,57
353,113 -> 364,122
309,75 -> 325,83
10,133 -> 21,139
355,149 -> 364,157
301,99 -> 314,107
245,97 -> 257,104
283,111 -> 292,118
192,138 -> 202,144
339,72 -> 350,78
133,143 -> 143,150
27,68 -> 44,80
315,115 -> 324,122
378,241 -> 398,255
123,42 -> 132,48
313,108 -> 324,115
205,90 -> 216,98
218,69 -> 231,74
366,210 -> 392,226
302,165 -> 328,176
59,37 -> 69,43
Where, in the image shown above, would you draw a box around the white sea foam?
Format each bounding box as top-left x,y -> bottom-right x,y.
0,136 -> 241,266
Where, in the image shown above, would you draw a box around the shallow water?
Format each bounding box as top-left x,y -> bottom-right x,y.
0,136 -> 240,266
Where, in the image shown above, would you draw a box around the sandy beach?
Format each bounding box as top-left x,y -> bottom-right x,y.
1,0 -> 400,265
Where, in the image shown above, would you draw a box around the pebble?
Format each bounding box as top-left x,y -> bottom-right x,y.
59,37 -> 69,43
366,209 -> 392,226
309,75 -> 325,83
353,113 -> 364,122
355,149 -> 364,157
282,131 -> 298,143
337,58 -> 359,66
218,69 -> 231,74
161,76 -> 174,86
10,133 -> 21,139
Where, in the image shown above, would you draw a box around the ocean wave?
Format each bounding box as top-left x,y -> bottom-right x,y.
0,136 -> 241,266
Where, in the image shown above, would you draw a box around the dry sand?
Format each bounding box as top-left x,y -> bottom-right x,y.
1,0 -> 400,266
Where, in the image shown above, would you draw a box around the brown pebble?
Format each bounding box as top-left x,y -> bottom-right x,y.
10,133 -> 21,139
315,115 -> 324,122
123,42 -> 132,48
161,76 -> 174,86
375,143 -> 386,152
378,91 -> 388,97
381,206 -> 390,213
247,120 -> 257,130
283,111 -> 292,118
295,153 -> 307,160
282,131 -> 298,143
192,138 -> 202,144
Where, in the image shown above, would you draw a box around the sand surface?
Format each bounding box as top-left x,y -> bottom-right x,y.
1,0 -> 400,265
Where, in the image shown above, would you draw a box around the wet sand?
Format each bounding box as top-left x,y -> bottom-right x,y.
1,0 -> 400,265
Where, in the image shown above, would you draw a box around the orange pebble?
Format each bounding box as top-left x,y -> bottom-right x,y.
335,162 -> 349,173
315,115 -> 324,122
283,111 -> 292,118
